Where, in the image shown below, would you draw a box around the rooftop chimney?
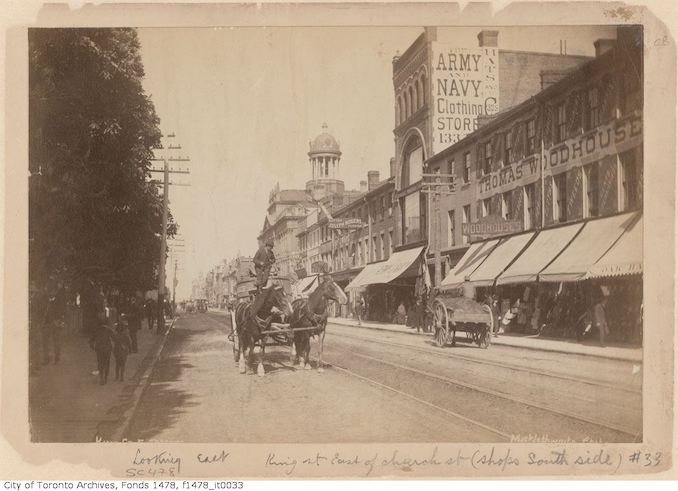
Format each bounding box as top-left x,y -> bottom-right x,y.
360,180 -> 368,193
477,30 -> 499,48
367,171 -> 380,191
594,39 -> 616,57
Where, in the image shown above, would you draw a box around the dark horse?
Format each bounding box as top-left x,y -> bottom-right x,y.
289,275 -> 348,371
234,281 -> 292,376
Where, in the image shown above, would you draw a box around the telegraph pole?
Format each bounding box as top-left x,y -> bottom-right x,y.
421,172 -> 455,287
150,133 -> 190,332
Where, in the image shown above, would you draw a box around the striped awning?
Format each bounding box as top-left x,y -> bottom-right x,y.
539,212 -> 640,282
586,214 -> 642,279
441,239 -> 500,289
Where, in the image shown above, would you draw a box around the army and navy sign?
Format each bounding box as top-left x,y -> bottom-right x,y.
431,43 -> 499,153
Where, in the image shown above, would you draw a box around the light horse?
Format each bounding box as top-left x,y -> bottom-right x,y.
289,275 -> 348,371
234,280 -> 293,376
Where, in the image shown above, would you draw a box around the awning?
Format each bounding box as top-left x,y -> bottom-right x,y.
346,246 -> 425,289
586,214 -> 642,279
292,274 -> 319,297
441,239 -> 500,289
539,212 -> 640,282
496,222 -> 584,285
467,232 -> 536,287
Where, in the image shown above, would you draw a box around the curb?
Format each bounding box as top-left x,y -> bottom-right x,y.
103,316 -> 178,442
328,318 -> 642,363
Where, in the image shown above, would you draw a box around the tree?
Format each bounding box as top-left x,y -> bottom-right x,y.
29,28 -> 175,294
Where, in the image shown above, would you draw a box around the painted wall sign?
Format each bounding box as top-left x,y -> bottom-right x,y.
543,112 -> 642,177
328,217 -> 364,229
462,216 -> 523,236
431,44 -> 499,153
477,154 -> 541,198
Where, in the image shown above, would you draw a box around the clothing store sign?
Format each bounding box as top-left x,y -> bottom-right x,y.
543,112 -> 642,176
477,154 -> 541,199
431,44 -> 499,153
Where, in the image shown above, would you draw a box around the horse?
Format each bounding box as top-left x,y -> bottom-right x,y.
234,280 -> 293,376
289,275 -> 348,372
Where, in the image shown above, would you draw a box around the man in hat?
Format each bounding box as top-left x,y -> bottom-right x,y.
253,238 -> 276,292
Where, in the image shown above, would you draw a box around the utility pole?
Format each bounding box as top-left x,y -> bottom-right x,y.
421,172 -> 456,287
150,133 -> 191,332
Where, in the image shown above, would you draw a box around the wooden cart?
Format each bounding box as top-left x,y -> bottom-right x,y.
431,295 -> 494,349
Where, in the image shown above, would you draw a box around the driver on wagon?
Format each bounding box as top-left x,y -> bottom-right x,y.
253,238 -> 276,293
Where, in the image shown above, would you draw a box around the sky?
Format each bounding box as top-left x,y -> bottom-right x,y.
137,25 -> 617,300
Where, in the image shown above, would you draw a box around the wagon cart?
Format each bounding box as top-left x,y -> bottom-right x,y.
230,275 -> 300,362
431,295 -> 494,349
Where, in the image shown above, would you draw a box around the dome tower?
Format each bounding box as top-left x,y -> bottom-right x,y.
306,123 -> 344,200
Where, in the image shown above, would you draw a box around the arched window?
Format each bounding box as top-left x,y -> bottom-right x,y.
414,80 -> 420,110
420,73 -> 427,106
400,135 -> 424,188
409,86 -> 415,116
404,91 -> 410,119
397,95 -> 403,125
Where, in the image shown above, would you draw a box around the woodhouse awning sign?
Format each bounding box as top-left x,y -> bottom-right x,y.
462,216 -> 523,236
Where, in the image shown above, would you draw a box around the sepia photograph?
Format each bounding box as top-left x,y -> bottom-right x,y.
2,0 -> 676,481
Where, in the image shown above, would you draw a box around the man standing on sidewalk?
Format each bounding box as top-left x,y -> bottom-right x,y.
145,298 -> 156,330
41,280 -> 66,365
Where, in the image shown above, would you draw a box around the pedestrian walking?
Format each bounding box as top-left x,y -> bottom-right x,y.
90,321 -> 114,385
113,323 -> 132,381
125,295 -> 142,353
356,295 -> 366,326
593,290 -> 610,347
145,298 -> 155,330
41,280 -> 66,365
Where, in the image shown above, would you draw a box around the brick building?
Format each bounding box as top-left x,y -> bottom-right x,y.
390,27 -> 593,269
430,26 -> 643,343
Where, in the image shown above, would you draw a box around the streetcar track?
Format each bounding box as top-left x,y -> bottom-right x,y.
327,345 -> 639,440
328,327 -> 641,395
204,312 -> 641,441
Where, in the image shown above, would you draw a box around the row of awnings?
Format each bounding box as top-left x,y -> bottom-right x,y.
346,246 -> 426,290
442,211 -> 642,289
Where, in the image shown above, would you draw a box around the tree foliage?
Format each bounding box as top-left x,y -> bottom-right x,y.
29,28 -> 176,293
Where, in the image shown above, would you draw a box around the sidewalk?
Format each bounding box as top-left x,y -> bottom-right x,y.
327,317 -> 643,363
28,317 -> 174,442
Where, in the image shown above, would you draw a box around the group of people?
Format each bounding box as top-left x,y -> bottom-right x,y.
30,277 -> 166,385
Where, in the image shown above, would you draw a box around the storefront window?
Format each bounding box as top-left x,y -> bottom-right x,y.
462,205 -> 471,245
584,162 -> 600,218
586,86 -> 601,130
502,191 -> 512,220
526,119 -> 536,154
503,132 -> 512,166
524,184 -> 536,230
448,210 -> 455,247
403,192 -> 421,244
553,174 -> 567,222
620,150 -> 640,211
463,152 -> 471,183
483,141 -> 492,175
482,198 -> 492,218
556,102 -> 567,142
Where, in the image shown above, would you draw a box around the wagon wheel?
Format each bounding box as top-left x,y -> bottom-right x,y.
479,305 -> 493,349
432,299 -> 449,348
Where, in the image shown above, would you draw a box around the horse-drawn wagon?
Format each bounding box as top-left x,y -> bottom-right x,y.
229,274 -> 347,375
431,295 -> 494,349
